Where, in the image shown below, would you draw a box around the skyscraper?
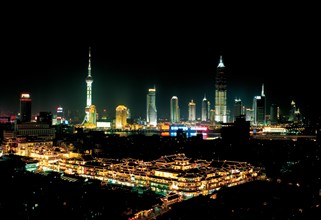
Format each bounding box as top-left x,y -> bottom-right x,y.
56,106 -> 64,125
234,98 -> 243,121
19,92 -> 32,123
84,47 -> 93,124
288,100 -> 296,122
188,99 -> 196,122
214,56 -> 227,123
270,103 -> 278,125
253,83 -> 266,126
115,105 -> 128,129
146,87 -> 157,126
170,96 -> 180,123
202,95 -> 210,121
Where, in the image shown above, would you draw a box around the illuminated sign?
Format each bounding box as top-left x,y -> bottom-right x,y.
97,122 -> 111,128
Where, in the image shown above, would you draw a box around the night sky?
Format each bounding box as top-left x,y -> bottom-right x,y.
1,5 -> 320,120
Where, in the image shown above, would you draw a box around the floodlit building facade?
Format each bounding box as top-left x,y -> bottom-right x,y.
20,93 -> 32,123
146,88 -> 157,126
253,83 -> 266,126
202,95 -> 210,122
115,105 -> 128,129
188,100 -> 196,122
214,56 -> 227,123
170,96 -> 180,123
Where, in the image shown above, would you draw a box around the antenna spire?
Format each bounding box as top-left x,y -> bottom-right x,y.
88,47 -> 91,77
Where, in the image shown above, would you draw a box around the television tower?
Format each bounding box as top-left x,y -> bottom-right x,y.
84,47 -> 93,123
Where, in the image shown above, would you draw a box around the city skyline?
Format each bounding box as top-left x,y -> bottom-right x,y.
2,8 -> 319,121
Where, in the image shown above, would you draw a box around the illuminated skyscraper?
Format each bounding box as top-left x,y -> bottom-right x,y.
245,108 -> 254,123
188,99 -> 196,121
289,100 -> 296,122
56,106 -> 64,124
19,92 -> 32,123
84,47 -> 93,123
146,87 -> 157,126
202,95 -> 210,121
234,98 -> 243,121
253,83 -> 266,126
170,96 -> 180,123
214,56 -> 227,123
115,105 -> 128,129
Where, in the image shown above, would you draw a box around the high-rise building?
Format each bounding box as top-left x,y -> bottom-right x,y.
253,83 -> 266,126
56,106 -> 64,125
234,98 -> 243,121
115,105 -> 128,129
207,101 -> 211,121
288,100 -> 296,122
214,56 -> 227,123
245,108 -> 254,123
270,103 -> 278,125
19,92 -> 32,123
288,100 -> 302,124
170,96 -> 180,123
188,99 -> 196,121
210,109 -> 215,121
202,95 -> 210,121
146,87 -> 157,126
84,47 -> 93,124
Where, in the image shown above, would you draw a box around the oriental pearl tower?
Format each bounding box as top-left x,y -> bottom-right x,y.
83,47 -> 93,124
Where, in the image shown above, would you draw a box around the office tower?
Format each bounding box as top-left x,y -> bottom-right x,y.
84,47 -> 93,123
56,106 -> 64,125
288,100 -> 296,122
188,99 -> 196,121
245,108 -> 254,123
170,96 -> 180,123
207,101 -> 211,120
234,98 -> 243,121
270,104 -> 278,125
202,95 -> 210,121
115,105 -> 128,129
210,109 -> 215,121
146,87 -> 157,126
214,56 -> 227,123
253,83 -> 266,126
19,92 -> 32,123
289,100 -> 302,124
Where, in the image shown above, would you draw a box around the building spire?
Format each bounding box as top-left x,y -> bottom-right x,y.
261,83 -> 265,97
88,47 -> 91,77
217,55 -> 225,68
203,93 -> 207,101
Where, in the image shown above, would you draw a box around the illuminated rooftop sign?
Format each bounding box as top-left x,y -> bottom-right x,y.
21,93 -> 30,98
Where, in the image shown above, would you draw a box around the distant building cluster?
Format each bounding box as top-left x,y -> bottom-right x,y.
0,48 -> 310,142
